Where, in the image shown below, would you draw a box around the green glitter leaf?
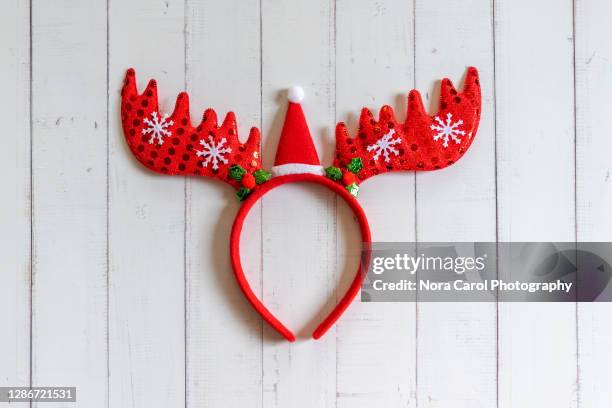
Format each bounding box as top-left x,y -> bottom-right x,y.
229,165 -> 247,181
347,157 -> 363,174
254,169 -> 271,185
345,183 -> 360,197
236,187 -> 251,201
325,166 -> 342,181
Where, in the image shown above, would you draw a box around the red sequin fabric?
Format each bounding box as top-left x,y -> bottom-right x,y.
334,67 -> 481,181
121,69 -> 263,189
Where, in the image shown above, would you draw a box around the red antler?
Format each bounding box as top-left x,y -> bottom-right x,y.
120,69 -> 266,194
333,67 -> 481,183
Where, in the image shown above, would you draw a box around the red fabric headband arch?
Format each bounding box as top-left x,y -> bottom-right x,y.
120,67 -> 481,341
230,173 -> 371,341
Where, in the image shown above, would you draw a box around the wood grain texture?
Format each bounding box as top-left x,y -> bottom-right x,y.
415,1 -> 497,407
30,0 -> 108,406
335,1 -> 417,406
185,0 -> 262,406
108,1 -> 185,407
0,0 -> 31,393
575,0 -> 612,406
260,0 -> 336,406
495,0 -> 578,407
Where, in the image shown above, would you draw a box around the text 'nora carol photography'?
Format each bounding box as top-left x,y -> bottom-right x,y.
371,278 -> 573,294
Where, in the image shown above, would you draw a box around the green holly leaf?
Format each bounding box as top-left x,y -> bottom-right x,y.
253,169 -> 271,185
345,183 -> 360,197
229,165 -> 247,181
325,166 -> 342,181
236,187 -> 251,201
347,157 -> 363,174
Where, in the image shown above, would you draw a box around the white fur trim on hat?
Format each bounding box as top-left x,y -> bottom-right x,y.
271,163 -> 325,177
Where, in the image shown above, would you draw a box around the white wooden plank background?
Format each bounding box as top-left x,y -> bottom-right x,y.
0,0 -> 30,397
575,1 -> 612,407
31,2 -> 108,408
495,1 -> 578,407
2,0 -> 612,407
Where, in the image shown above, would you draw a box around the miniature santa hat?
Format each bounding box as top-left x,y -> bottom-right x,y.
271,86 -> 325,177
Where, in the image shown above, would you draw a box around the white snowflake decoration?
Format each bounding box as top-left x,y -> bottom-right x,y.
142,111 -> 174,145
196,136 -> 232,170
367,129 -> 402,162
430,112 -> 465,148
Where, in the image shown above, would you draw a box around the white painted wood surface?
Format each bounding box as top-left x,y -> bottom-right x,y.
575,1 -> 612,407
31,1 -> 108,408
3,0 -> 612,407
0,0 -> 30,396
495,1 -> 578,407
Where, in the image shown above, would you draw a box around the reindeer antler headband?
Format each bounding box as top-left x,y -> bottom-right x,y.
121,67 -> 481,341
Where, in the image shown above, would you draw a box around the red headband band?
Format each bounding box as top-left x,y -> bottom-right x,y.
120,67 -> 481,341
